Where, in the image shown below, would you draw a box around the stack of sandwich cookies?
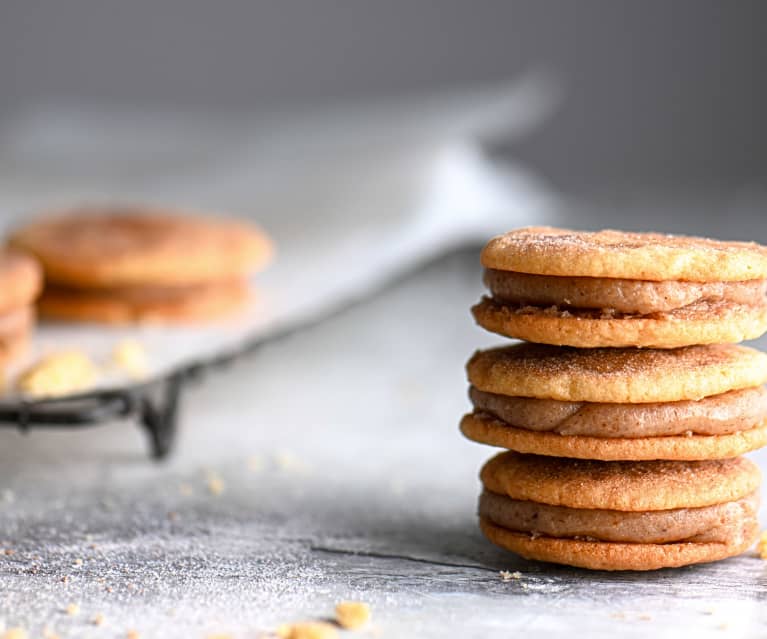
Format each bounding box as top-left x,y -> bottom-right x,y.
10,207 -> 272,324
0,251 -> 42,365
462,226 -> 767,571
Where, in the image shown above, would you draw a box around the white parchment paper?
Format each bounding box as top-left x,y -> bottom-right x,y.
0,79 -> 559,398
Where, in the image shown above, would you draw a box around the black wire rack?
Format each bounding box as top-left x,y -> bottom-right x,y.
0,248 -> 467,460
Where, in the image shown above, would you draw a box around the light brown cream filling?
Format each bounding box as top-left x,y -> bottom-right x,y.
479,489 -> 759,544
470,386 -> 767,437
484,269 -> 767,315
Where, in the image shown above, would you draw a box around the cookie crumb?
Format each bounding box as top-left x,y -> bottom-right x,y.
112,339 -> 148,379
73,558 -> 83,567
206,474 -> 225,496
276,622 -> 339,639
92,613 -> 106,626
499,570 -> 522,582
2,628 -> 27,639
335,601 -> 371,629
18,351 -> 98,398
65,603 -> 80,616
4,549 -> 14,556
126,630 -> 140,639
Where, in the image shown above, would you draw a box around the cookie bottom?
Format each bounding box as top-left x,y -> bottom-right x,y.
461,412 -> 767,461
479,516 -> 758,571
472,296 -> 767,348
38,280 -> 251,324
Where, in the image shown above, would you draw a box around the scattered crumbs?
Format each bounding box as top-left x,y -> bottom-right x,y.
106,586 -> 114,594
126,630 -> 141,639
61,576 -> 70,584
276,622 -> 338,639
65,603 -> 80,617
73,558 -> 84,567
757,530 -> 767,559
178,483 -> 194,497
274,450 -> 311,474
335,601 -> 371,630
2,628 -> 27,639
17,351 -> 98,398
112,339 -> 148,379
3,549 -> 14,556
92,613 -> 106,626
499,570 -> 522,582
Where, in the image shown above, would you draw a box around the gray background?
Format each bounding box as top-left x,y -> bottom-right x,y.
1,0 -> 765,193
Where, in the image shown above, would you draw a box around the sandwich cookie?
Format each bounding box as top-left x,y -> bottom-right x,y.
10,206 -> 273,324
473,227 -> 767,348
461,343 -> 767,460
478,452 -> 761,570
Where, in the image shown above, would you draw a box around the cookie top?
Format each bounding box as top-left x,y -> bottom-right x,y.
466,342 -> 767,403
480,451 -> 760,511
0,250 -> 42,313
9,207 -> 273,287
481,226 -> 767,282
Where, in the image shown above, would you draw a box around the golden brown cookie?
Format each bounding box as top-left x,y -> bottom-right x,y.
472,296 -> 767,348
480,452 -> 760,510
9,206 -> 273,288
0,251 -> 43,314
466,343 -> 767,403
476,452 -> 760,570
461,411 -> 767,460
481,226 -> 767,282
37,280 -> 251,324
480,517 -> 758,571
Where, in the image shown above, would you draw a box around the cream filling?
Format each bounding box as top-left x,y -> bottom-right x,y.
469,386 -> 767,437
484,269 -> 767,315
479,490 -> 759,544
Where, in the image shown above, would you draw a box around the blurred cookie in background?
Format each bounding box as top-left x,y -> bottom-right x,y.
9,206 -> 273,324
0,251 -> 42,365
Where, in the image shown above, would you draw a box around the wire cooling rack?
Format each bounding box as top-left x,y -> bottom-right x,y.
0,249 -> 464,460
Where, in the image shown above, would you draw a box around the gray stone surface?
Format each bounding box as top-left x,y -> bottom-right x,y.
1,250 -> 767,638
